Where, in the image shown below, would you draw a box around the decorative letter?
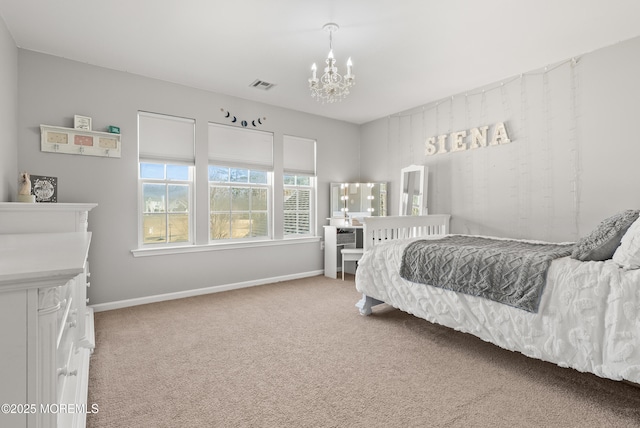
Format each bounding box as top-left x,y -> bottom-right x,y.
436,134 -> 448,154
425,137 -> 437,156
450,131 -> 467,152
490,122 -> 511,145
470,126 -> 489,149
424,122 -> 510,156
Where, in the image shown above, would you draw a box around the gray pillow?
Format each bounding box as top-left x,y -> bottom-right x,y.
571,209 -> 640,261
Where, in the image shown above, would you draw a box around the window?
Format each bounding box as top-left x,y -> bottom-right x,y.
208,123 -> 273,242
284,174 -> 314,236
209,165 -> 270,240
135,114 -> 319,253
140,163 -> 193,244
283,135 -> 316,237
138,112 -> 195,246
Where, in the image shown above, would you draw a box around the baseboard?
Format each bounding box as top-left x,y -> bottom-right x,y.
90,270 -> 325,312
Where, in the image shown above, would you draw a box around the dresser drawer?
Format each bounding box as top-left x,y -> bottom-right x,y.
337,231 -> 356,245
56,314 -> 77,402
56,279 -> 74,330
56,339 -> 75,404
58,347 -> 90,428
57,303 -> 76,361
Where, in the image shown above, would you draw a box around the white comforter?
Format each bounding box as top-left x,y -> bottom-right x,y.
355,236 -> 640,384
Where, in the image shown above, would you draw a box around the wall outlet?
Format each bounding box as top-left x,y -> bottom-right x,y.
320,240 -> 325,250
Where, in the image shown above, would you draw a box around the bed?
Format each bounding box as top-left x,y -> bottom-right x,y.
355,213 -> 640,385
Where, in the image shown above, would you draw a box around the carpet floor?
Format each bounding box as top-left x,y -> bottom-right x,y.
87,275 -> 640,427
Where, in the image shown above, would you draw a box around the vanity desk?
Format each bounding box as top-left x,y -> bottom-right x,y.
323,220 -> 363,279
324,182 -> 387,279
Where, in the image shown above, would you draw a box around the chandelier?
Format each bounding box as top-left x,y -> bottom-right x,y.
308,23 -> 355,103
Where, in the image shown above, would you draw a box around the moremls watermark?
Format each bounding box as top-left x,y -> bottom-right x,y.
1,403 -> 99,415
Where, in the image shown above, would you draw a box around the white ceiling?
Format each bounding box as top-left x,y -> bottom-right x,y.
2,0 -> 640,124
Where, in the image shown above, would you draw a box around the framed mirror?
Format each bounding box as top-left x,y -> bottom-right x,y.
399,165 -> 427,216
330,182 -> 387,224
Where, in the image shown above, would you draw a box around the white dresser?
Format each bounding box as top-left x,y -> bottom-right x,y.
0,203 -> 96,428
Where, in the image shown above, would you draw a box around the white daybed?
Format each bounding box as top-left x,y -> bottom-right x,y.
355,214 -> 640,385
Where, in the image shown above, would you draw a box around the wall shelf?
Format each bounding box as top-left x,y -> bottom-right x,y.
41,124 -> 121,158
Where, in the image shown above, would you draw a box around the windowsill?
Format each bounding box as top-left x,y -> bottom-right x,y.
131,236 -> 321,257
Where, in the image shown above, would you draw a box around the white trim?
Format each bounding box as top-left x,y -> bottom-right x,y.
90,270 -> 324,312
131,236 -> 319,257
0,202 -> 98,212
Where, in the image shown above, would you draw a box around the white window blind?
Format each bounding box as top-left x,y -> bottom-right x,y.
138,112 -> 195,164
208,123 -> 273,170
283,135 -> 316,175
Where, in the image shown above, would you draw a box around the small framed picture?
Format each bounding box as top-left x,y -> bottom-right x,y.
30,175 -> 58,203
74,115 -> 92,131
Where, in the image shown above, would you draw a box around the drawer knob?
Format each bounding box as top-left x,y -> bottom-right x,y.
57,366 -> 78,377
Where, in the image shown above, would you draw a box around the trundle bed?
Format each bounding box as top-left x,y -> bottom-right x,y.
355,213 -> 640,384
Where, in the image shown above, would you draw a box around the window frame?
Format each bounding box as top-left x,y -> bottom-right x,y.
208,165 -> 273,243
137,111 -> 196,249
138,161 -> 195,248
133,114 -> 323,255
283,173 -> 316,238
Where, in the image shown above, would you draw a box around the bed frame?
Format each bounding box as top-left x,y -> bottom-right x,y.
355,214 -> 640,386
356,214 -> 451,315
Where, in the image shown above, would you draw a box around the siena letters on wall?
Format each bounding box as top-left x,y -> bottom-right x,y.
425,122 -> 511,156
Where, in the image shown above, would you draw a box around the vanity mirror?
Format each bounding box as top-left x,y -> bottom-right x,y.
330,182 -> 387,223
399,165 -> 427,216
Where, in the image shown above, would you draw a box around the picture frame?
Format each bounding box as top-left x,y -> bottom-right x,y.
74,115 -> 92,131
30,175 -> 58,203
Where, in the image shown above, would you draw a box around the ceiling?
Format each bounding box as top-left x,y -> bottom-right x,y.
2,0 -> 640,125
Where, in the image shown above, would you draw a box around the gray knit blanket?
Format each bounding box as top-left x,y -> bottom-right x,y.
399,236 -> 574,313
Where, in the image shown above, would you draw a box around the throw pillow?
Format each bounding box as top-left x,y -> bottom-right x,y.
571,209 -> 640,262
612,217 -> 640,269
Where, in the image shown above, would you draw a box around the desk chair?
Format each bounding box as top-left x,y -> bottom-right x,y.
341,248 -> 364,280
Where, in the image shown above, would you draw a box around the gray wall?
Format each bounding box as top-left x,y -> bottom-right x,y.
0,15 -> 17,201
17,51 -> 361,305
11,35 -> 640,306
362,36 -> 640,243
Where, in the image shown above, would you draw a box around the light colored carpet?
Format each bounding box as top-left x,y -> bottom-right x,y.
87,275 -> 640,427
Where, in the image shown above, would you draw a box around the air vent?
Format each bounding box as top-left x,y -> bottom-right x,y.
249,79 -> 276,91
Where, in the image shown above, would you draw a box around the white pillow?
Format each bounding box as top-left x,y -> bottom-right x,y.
613,217 -> 640,269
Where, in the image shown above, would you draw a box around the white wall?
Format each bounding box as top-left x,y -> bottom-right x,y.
17,51 -> 361,306
0,15 -> 17,201
361,36 -> 640,243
